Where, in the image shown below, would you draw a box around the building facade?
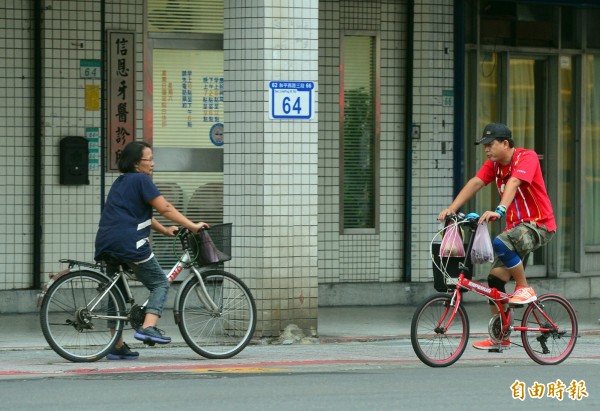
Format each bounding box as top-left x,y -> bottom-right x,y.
1,0 -> 599,337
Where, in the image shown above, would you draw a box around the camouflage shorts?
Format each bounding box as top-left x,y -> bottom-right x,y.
491,222 -> 555,269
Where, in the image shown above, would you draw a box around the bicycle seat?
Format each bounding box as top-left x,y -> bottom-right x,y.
96,254 -> 135,272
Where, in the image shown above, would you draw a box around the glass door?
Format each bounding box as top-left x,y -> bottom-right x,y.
506,56 -> 548,275
466,52 -> 574,277
145,1 -> 225,269
149,46 -> 225,269
557,56 -> 577,273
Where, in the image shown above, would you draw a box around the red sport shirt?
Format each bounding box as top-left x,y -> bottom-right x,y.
476,148 -> 557,232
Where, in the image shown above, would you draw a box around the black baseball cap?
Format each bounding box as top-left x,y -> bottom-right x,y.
475,123 -> 513,145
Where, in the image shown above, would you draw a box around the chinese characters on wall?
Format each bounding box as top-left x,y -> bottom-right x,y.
159,72 -> 224,128
182,71 -> 193,127
108,31 -> 135,171
202,76 -> 223,124
153,49 -> 224,147
160,70 -> 171,128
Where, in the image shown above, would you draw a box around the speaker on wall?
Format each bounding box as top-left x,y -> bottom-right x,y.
60,136 -> 89,185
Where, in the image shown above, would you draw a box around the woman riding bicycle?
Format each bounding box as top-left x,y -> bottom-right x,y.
95,141 -> 208,359
438,123 -> 556,351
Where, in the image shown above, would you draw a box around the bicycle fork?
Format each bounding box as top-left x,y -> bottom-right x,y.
172,264 -> 221,325
435,291 -> 462,334
190,266 -> 220,313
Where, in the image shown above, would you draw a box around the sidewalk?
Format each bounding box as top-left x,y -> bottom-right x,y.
1,299 -> 598,351
319,299 -> 600,342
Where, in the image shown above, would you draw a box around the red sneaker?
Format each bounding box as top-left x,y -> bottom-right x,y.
472,338 -> 510,351
509,286 -> 537,305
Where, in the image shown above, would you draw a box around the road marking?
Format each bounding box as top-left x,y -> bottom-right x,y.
191,367 -> 286,373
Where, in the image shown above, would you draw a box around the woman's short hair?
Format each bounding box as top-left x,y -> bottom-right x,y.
118,141 -> 152,173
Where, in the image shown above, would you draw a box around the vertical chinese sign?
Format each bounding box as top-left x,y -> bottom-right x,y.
107,31 -> 135,171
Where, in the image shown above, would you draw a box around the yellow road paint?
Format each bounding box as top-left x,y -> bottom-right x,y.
191,367 -> 286,373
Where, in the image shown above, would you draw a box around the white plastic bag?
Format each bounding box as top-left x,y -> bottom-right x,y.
470,223 -> 494,264
439,223 -> 465,258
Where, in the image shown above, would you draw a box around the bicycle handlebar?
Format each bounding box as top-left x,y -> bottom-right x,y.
175,225 -> 212,253
444,212 -> 497,226
175,225 -> 210,238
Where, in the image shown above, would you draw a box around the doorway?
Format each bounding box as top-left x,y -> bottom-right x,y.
507,56 -> 548,274
468,52 -> 563,277
147,41 -> 225,269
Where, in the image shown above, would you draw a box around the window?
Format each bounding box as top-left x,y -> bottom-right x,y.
585,55 -> 600,246
340,34 -> 379,232
586,9 -> 600,49
559,56 -> 576,270
150,48 -> 225,268
148,0 -> 223,33
146,1 -> 225,268
479,1 -> 557,47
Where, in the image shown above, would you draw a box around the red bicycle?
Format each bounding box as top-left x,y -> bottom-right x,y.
410,213 -> 578,367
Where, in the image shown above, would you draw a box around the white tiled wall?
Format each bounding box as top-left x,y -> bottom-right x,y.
42,0 -> 144,285
0,1 -> 34,289
318,0 -> 407,285
42,0 -> 104,280
0,0 -> 144,290
410,0 -> 455,281
224,0 -> 320,335
1,0 -> 455,306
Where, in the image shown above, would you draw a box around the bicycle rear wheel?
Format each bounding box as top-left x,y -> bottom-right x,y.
411,293 -> 470,367
520,294 -> 578,365
178,270 -> 256,359
39,270 -> 126,362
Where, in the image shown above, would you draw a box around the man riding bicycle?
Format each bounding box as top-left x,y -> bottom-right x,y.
438,123 -> 556,351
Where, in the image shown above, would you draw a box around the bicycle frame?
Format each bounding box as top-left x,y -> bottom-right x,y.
172,254 -> 221,315
56,246 -> 221,324
433,215 -> 563,338
412,214 -> 578,367
41,223 -> 256,362
443,275 -> 563,336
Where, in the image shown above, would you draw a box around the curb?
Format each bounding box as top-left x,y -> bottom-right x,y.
6,328 -> 599,353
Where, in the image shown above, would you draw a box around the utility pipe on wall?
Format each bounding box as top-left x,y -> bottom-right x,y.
403,0 -> 415,282
33,0 -> 42,290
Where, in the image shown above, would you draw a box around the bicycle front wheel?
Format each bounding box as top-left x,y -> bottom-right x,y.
178,270 -> 257,359
411,293 -> 470,367
39,270 -> 126,362
520,294 -> 578,365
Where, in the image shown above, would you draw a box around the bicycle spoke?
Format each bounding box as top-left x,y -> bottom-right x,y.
40,271 -> 125,362
520,294 -> 578,365
411,294 -> 469,367
179,271 -> 256,359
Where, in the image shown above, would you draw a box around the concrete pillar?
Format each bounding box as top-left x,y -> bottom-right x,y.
224,0 -> 319,337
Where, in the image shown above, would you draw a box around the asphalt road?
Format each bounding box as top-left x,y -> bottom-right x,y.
1,336 -> 598,410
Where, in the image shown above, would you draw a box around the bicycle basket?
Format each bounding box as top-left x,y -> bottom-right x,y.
431,242 -> 473,292
190,223 -> 232,266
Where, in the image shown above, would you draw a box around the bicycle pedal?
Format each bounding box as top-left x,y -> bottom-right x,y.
488,346 -> 510,353
143,340 -> 156,347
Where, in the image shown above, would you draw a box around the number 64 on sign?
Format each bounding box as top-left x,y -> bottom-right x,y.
269,81 -> 314,120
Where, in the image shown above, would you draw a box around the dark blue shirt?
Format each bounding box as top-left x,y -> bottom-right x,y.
95,173 -> 161,262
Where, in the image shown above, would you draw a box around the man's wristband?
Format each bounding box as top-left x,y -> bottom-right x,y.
495,205 -> 507,218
